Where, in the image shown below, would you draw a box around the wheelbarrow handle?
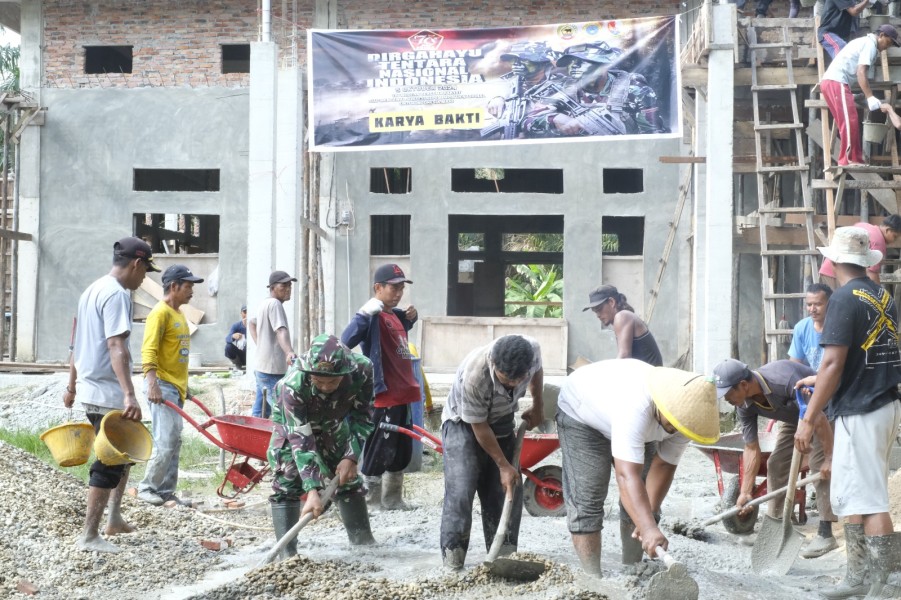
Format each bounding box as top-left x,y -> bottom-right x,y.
163,400 -> 239,454
701,472 -> 822,527
186,394 -> 215,419
378,421 -> 443,452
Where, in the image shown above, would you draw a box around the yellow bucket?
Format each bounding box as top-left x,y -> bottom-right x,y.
40,422 -> 95,467
94,410 -> 153,466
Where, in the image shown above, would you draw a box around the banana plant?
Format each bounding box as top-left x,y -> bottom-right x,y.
504,264 -> 563,318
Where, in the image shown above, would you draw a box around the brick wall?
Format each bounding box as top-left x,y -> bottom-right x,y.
42,0 -> 313,88
42,0 -> 690,88
337,0 -> 683,30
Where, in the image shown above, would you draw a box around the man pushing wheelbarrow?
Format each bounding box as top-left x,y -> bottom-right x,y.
266,334 -> 377,559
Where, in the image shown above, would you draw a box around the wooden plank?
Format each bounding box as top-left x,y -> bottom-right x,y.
0,228 -> 32,241
681,66 -> 820,87
812,179 -> 901,189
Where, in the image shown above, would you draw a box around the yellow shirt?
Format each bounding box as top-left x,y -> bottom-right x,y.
142,301 -> 191,400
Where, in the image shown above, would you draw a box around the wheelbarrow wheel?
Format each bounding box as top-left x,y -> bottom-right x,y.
721,475 -> 758,535
523,465 -> 565,518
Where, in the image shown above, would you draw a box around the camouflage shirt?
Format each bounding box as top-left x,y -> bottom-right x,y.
267,353 -> 374,493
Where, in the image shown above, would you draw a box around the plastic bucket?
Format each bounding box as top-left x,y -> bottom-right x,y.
405,357 -> 424,473
189,353 -> 202,368
94,410 -> 153,465
863,122 -> 889,144
40,422 -> 95,467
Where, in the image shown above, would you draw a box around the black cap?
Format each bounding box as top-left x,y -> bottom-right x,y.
582,285 -> 617,312
240,305 -> 247,312
114,237 -> 160,272
161,264 -> 204,286
268,271 -> 297,287
877,24 -> 901,47
712,359 -> 752,399
373,263 -> 412,284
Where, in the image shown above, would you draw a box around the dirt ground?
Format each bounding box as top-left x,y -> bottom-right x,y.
0,371 -> 899,600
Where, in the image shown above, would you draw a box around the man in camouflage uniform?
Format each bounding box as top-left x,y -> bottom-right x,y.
523,42 -> 666,137
482,41 -> 562,139
267,334 -> 376,557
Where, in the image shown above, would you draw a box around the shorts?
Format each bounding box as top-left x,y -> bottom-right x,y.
557,409 -> 614,534
83,404 -> 128,489
831,400 -> 901,517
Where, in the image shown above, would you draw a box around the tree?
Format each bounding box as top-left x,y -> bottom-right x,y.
504,264 -> 563,318
0,42 -> 19,93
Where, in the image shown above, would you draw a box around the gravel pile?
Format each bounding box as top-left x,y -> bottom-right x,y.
0,440 -> 262,599
190,553 -> 611,600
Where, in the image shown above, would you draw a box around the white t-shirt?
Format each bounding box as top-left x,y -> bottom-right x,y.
557,359 -> 689,465
823,34 -> 878,86
254,296 -> 290,375
73,275 -> 133,410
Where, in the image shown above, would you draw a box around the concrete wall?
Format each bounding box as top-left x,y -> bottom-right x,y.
328,137 -> 691,366
35,86 -> 249,363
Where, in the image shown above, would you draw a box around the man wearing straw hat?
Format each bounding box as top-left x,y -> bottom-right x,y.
137,264 -> 204,508
555,359 -> 720,576
62,236 -> 159,553
795,226 -> 901,599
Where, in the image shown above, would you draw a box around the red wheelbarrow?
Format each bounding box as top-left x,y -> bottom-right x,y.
380,422 -> 565,517
164,397 -> 274,499
691,429 -> 808,535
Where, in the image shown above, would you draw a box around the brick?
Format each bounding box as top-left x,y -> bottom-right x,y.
200,539 -> 226,551
17,579 -> 39,596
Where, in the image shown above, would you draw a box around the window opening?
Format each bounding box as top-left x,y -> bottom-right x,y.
134,169 -> 220,192
370,168 -> 412,194
85,46 -> 133,74
222,44 -> 251,74
371,215 -> 411,255
601,216 -> 644,256
452,168 -> 563,194
133,213 -> 220,254
602,168 -> 644,194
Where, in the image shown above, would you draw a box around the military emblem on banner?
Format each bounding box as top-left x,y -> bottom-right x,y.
408,30 -> 444,51
557,24 -> 578,40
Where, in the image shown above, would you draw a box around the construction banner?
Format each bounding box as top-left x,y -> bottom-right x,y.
308,16 -> 680,152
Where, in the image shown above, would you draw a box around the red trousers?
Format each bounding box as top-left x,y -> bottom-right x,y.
821,78 -> 862,166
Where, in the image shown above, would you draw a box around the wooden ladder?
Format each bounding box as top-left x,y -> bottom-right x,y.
748,23 -> 820,362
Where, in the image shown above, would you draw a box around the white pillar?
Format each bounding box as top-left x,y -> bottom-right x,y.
694,4 -> 736,375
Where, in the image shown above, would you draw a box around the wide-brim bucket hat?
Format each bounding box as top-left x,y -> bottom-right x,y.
647,367 -> 720,445
818,226 -> 882,268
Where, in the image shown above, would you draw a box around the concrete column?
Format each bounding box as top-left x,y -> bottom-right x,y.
695,4 -> 736,375
246,41 -> 279,369
691,93 -> 708,370
16,0 -> 42,361
275,67 -> 301,342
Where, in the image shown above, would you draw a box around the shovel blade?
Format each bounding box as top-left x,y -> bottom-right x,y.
646,562 -> 699,600
485,557 -> 546,582
751,515 -> 804,576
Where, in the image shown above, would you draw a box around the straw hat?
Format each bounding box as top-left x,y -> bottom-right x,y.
647,367 -> 720,445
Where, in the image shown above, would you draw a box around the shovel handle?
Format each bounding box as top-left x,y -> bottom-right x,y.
655,546 -> 677,568
700,473 -> 822,527
257,477 -> 340,567
485,422 -> 528,563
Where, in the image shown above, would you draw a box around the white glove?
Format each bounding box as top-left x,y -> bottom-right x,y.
359,297 -> 384,316
235,338 -> 246,351
868,96 -> 882,111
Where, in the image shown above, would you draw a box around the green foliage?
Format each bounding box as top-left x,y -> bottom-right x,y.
0,427 -> 92,482
0,42 -> 19,93
504,264 -> 563,318
602,233 -> 620,253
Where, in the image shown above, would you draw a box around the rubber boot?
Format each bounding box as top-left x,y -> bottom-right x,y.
337,493 -> 376,545
863,533 -> 901,599
442,547 -> 466,570
381,470 -> 412,511
270,500 -> 301,560
364,476 -> 382,510
620,517 -> 644,564
820,524 -> 870,600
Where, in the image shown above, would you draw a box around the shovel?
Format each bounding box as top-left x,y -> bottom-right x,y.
701,472 -> 821,528
751,390 -> 810,575
646,546 -> 699,600
257,477 -> 340,567
750,445 -> 804,574
484,422 -> 546,582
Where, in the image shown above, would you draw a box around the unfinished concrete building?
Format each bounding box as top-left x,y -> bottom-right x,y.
0,0 -> 887,376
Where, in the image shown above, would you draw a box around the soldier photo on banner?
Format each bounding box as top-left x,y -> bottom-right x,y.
308,16 -> 679,151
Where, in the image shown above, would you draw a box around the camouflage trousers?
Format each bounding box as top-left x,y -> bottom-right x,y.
269,442 -> 365,502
